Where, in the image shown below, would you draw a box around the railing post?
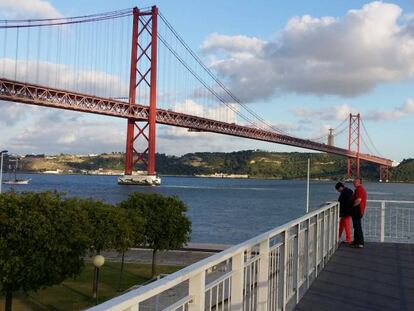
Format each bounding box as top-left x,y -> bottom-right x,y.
321,211 -> 325,268
305,218 -> 310,289
230,252 -> 244,311
257,239 -> 269,311
380,201 -> 386,242
129,304 -> 139,311
188,271 -> 205,311
295,224 -> 301,304
334,203 -> 339,249
314,214 -> 319,277
281,230 -> 289,310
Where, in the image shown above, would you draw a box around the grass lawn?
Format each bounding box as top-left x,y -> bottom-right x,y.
0,261 -> 183,311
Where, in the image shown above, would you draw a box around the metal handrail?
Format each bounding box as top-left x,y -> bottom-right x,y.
89,201 -> 339,311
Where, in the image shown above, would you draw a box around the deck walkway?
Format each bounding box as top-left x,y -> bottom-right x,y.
296,242 -> 414,311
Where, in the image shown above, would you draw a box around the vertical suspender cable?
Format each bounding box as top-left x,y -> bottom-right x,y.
14,27 -> 19,80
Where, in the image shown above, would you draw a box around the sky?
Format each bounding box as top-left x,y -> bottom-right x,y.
1,0 -> 414,161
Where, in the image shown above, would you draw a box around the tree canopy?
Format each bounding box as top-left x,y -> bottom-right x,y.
119,193 -> 191,276
0,191 -> 90,310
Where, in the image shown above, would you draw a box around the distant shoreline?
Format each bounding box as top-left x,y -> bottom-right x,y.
15,171 -> 405,183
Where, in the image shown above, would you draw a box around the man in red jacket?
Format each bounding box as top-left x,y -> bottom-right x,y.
351,178 -> 367,248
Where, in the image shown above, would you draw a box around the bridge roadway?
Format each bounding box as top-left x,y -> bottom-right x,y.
0,77 -> 392,167
295,242 -> 414,311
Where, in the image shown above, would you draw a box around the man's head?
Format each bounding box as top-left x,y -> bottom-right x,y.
353,178 -> 362,188
335,182 -> 344,192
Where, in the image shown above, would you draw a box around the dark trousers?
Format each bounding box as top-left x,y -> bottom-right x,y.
352,213 -> 364,245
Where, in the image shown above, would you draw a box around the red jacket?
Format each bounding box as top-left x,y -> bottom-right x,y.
354,185 -> 367,215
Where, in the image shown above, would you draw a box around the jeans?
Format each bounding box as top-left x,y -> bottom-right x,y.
352,212 -> 364,245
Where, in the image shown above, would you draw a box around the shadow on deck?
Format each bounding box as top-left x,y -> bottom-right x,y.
295,242 -> 414,311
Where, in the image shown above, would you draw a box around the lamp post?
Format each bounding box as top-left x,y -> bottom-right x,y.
0,150 -> 8,194
92,255 -> 105,305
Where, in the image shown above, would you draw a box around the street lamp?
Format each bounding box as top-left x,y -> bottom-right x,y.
92,255 -> 105,305
0,150 -> 8,194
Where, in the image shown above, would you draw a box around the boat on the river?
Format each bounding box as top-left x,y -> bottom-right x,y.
2,157 -> 31,185
3,178 -> 31,185
118,173 -> 161,186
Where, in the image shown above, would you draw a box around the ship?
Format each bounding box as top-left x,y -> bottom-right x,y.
2,157 -> 31,185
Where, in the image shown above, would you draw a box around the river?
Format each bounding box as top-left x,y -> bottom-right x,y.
3,174 -> 414,244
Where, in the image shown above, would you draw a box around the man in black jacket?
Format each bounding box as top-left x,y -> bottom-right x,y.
335,182 -> 353,244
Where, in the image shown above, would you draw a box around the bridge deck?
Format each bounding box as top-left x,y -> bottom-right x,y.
295,242 -> 414,311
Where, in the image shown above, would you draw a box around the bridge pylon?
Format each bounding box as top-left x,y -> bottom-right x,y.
121,6 -> 159,185
347,113 -> 360,179
379,165 -> 390,183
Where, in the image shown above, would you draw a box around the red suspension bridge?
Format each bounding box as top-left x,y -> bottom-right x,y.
0,6 -> 394,184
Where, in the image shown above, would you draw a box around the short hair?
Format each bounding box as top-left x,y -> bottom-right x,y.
335,182 -> 344,190
354,177 -> 362,184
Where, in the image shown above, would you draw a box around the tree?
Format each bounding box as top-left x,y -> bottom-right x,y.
120,193 -> 191,277
0,191 -> 90,311
77,199 -> 123,254
114,208 -> 145,291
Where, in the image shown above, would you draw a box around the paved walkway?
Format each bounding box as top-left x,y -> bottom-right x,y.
101,243 -> 231,266
296,242 -> 414,311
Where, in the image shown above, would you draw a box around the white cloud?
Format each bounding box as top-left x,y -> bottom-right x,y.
0,58 -> 129,99
0,0 -> 63,19
202,2 -> 414,101
293,98 -> 414,123
293,103 -> 354,121
366,98 -> 414,121
0,101 -> 37,125
9,107 -> 125,154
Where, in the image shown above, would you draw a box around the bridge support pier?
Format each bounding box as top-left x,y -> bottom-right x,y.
379,165 -> 389,183
120,6 -> 159,186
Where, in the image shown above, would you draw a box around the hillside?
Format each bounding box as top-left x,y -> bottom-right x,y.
388,159 -> 414,182
5,150 -> 389,181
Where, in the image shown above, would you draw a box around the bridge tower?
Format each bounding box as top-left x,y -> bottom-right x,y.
347,113 -> 360,179
379,165 -> 389,182
327,128 -> 334,146
121,6 -> 159,185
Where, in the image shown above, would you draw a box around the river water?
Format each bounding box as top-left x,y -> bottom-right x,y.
3,174 -> 414,244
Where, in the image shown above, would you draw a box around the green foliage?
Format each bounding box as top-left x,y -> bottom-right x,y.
390,158 -> 414,182
120,193 -> 191,251
0,191 -> 89,295
74,199 -> 133,254
21,150 -> 397,180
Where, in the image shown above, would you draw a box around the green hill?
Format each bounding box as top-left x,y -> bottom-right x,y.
388,158 -> 414,182
12,150 -> 389,181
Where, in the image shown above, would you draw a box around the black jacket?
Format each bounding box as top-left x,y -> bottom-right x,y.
338,187 -> 353,217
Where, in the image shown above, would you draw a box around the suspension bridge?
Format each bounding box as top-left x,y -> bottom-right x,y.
0,6 -> 394,184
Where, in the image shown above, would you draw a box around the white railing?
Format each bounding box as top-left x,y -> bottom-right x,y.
88,202 -> 339,311
364,200 -> 414,243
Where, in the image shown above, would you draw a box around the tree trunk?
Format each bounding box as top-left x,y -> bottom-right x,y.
151,249 -> 157,278
5,291 -> 12,311
118,251 -> 125,292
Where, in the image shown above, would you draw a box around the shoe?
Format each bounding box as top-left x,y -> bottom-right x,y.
351,244 -> 364,248
341,240 -> 351,244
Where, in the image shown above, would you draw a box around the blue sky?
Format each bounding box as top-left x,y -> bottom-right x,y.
1,0 -> 414,162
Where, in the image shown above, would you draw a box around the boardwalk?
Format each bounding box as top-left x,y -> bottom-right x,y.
296,242 -> 414,311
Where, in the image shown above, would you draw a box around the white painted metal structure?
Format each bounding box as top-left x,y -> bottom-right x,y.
89,202 -> 340,311
364,200 -> 414,243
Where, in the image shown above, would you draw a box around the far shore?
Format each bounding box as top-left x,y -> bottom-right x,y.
13,171 -> 404,183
